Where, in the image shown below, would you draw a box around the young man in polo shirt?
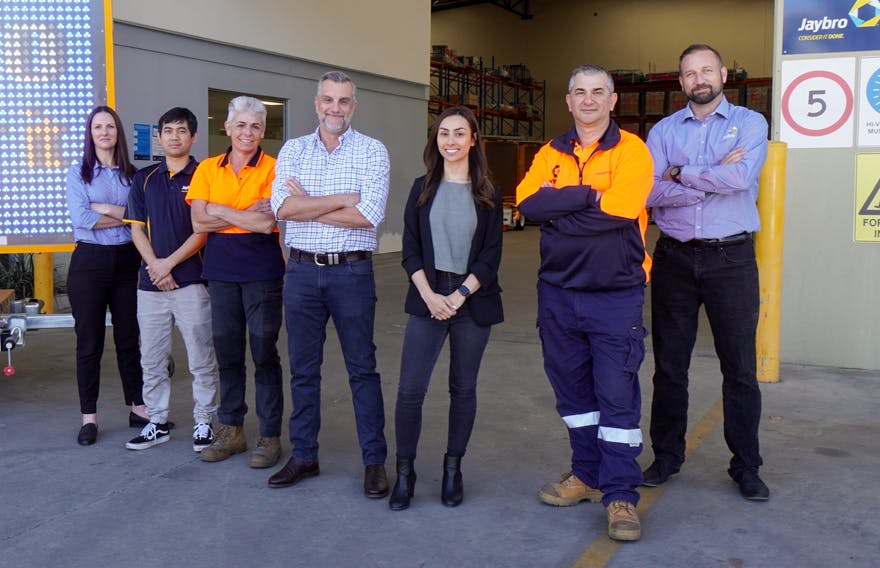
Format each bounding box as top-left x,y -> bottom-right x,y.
186,96 -> 285,469
124,107 -> 219,451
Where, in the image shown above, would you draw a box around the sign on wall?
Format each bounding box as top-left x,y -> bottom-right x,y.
780,57 -> 855,148
783,0 -> 880,55
854,153 -> 880,242
858,57 -> 880,146
0,0 -> 108,249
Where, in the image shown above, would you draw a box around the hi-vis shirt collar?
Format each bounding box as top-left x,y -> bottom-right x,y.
218,146 -> 265,168
154,156 -> 198,178
549,120 -> 622,158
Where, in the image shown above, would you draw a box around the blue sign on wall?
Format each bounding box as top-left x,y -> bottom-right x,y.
783,0 -> 880,55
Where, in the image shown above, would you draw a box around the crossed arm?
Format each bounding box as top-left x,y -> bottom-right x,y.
190,198 -> 277,234
274,178 -> 370,228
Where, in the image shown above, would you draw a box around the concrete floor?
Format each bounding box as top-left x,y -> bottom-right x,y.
1,228 -> 877,568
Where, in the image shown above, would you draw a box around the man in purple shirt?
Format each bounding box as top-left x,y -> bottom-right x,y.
644,44 -> 770,501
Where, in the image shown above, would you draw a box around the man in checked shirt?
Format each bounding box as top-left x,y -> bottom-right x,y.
268,71 -> 391,499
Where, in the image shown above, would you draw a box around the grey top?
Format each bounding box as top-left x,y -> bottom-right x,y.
429,179 -> 477,275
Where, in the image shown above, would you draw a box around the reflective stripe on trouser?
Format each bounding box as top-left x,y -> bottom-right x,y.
138,285 -> 219,424
537,281 -> 647,506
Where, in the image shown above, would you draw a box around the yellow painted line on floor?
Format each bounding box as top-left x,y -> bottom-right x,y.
572,397 -> 725,568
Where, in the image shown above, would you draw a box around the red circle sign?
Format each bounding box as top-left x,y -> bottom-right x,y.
781,70 -> 854,137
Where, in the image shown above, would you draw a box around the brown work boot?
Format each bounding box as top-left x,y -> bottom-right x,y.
249,436 -> 281,469
538,471 -> 603,506
200,424 -> 247,462
606,500 -> 641,541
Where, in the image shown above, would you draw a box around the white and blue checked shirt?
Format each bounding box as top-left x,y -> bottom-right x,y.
270,127 -> 389,252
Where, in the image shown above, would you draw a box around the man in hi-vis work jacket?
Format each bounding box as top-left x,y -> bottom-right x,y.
516,64 -> 653,542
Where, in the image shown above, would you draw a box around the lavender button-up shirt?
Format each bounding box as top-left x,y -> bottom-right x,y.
646,97 -> 769,242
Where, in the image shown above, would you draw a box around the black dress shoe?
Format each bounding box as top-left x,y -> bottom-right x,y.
364,464 -> 389,499
77,423 -> 97,446
641,460 -> 680,487
129,412 -> 174,430
733,469 -> 770,501
268,457 -> 320,488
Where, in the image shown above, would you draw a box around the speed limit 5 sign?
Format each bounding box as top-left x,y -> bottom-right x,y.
780,58 -> 855,148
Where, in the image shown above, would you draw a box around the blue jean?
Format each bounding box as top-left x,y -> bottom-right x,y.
284,257 -> 387,465
394,271 -> 493,460
208,279 -> 284,437
648,235 -> 762,477
537,281 -> 646,506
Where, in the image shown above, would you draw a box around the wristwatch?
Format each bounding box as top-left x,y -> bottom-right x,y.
457,285 -> 471,297
669,166 -> 682,183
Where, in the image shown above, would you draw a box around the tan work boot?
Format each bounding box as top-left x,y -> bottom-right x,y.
538,471 -> 603,506
606,500 -> 641,541
200,424 -> 247,462
249,436 -> 281,469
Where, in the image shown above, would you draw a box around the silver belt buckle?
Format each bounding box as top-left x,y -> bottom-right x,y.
314,252 -> 340,266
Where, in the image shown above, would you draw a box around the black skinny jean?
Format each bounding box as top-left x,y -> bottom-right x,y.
394,271 -> 492,460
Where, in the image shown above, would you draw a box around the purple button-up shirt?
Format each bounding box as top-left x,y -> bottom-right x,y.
646,97 -> 769,241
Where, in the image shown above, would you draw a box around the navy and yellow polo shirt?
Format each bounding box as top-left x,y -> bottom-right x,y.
185,148 -> 284,282
126,156 -> 205,291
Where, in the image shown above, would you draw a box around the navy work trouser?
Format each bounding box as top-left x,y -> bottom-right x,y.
209,278 -> 284,437
537,281 -> 646,506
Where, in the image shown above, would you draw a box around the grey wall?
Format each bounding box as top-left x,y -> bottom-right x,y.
776,149 -> 879,369
113,23 -> 427,252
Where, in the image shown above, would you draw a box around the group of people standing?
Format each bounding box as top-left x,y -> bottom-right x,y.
64,71 -> 502,507
64,43 -> 769,543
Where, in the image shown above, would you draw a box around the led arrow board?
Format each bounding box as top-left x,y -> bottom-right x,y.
0,0 -> 108,250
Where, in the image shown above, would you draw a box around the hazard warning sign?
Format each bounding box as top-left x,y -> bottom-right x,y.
854,154 -> 880,242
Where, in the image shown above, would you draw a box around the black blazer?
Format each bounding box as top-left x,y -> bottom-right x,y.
401,175 -> 504,326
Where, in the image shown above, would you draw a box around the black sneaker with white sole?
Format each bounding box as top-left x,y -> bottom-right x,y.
192,422 -> 214,452
126,422 -> 170,450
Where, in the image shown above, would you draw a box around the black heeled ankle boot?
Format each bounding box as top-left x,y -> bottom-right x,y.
389,457 -> 416,511
441,453 -> 463,507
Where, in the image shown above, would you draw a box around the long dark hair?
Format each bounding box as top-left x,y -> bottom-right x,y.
79,106 -> 135,185
419,106 -> 494,208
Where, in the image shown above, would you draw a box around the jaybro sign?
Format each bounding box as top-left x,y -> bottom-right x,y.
783,0 -> 880,55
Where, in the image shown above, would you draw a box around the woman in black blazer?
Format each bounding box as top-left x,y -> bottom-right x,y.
389,106 -> 503,510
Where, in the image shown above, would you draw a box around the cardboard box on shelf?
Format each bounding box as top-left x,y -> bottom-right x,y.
645,91 -> 666,115
616,92 -> 640,116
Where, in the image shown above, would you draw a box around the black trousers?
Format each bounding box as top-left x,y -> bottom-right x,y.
67,242 -> 143,414
648,235 -> 763,477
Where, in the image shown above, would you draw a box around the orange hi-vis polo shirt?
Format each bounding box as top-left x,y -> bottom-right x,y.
185,148 -> 284,282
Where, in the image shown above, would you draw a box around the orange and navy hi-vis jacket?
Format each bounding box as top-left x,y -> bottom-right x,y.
515,121 -> 654,291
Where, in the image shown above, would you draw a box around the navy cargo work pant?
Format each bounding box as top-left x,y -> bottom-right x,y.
537,281 -> 647,507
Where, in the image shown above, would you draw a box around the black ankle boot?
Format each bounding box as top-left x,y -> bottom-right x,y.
389,457 -> 416,511
441,454 -> 463,507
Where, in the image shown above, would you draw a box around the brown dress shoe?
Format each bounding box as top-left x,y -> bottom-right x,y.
364,463 -> 389,499
267,457 -> 319,488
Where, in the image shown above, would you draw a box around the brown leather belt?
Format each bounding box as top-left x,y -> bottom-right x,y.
289,248 -> 372,266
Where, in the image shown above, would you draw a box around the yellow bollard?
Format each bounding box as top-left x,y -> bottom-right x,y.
755,141 -> 787,383
32,252 -> 54,314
